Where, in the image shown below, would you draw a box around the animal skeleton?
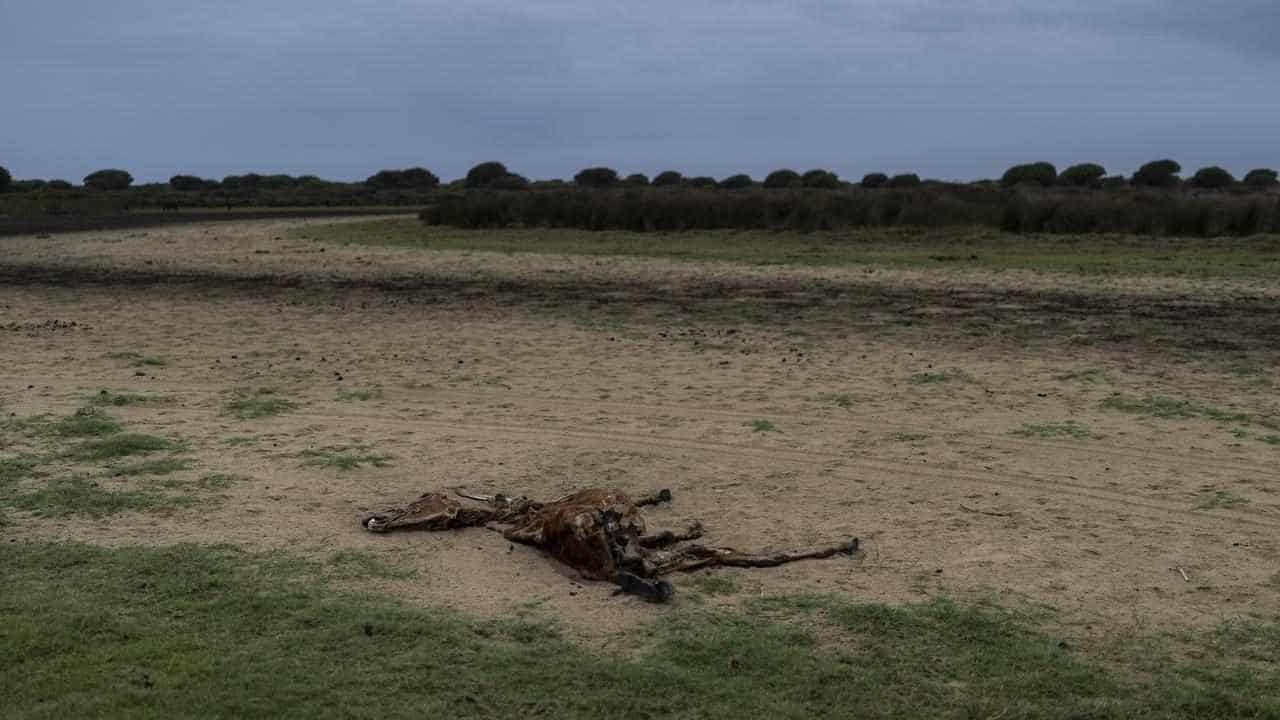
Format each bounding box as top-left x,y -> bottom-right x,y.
362,487 -> 859,602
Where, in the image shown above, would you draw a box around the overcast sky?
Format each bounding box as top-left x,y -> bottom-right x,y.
2,0 -> 1278,183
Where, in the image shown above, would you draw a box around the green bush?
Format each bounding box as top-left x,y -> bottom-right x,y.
685,176 -> 717,188
652,170 -> 683,187
801,169 -> 840,189
1059,163 -> 1106,188
465,161 -> 510,188
1100,175 -> 1127,189
861,172 -> 889,189
0,165 -> 11,192
1244,168 -> 1278,189
1001,162 -> 1057,187
887,173 -> 921,188
46,180 -> 73,191
623,173 -> 650,186
489,173 -> 529,191
366,168 -> 439,190
1189,166 -> 1236,189
719,174 -> 754,190
763,169 -> 802,189
1132,159 -> 1181,188
84,169 -> 133,191
169,175 -> 210,192
574,167 -> 620,188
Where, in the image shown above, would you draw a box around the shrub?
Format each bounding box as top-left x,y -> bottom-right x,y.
221,173 -> 262,191
169,175 -> 208,192
1001,162 -> 1057,187
46,180 -> 73,191
719,174 -> 753,190
1132,159 -> 1181,188
1243,168 -> 1278,189
1059,163 -> 1106,188
574,167 -> 620,188
366,168 -> 439,190
623,173 -> 649,186
861,172 -> 889,189
1100,175 -> 1127,189
763,169 -> 802,189
1189,166 -> 1235,189
84,169 -> 133,191
465,162 -> 509,188
685,176 -> 717,188
0,165 -> 11,192
801,169 -> 840,189
887,173 -> 921,188
488,173 -> 529,190
652,171 -> 683,187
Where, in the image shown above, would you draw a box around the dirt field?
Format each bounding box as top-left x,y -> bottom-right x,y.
2,217 -> 1277,651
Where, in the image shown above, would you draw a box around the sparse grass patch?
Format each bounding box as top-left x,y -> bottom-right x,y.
748,419 -> 780,433
87,390 -> 170,407
197,473 -> 247,490
3,543 -> 1279,718
892,432 -> 930,442
821,393 -> 853,408
1011,422 -> 1096,440
110,351 -> 168,367
7,476 -> 178,518
327,549 -> 415,579
1261,435 -> 1280,446
1055,368 -> 1107,383
48,407 -> 121,438
338,388 -> 384,402
687,574 -> 738,596
0,454 -> 42,486
301,445 -> 393,470
65,433 -> 175,462
1102,395 -> 1250,423
108,458 -> 191,477
225,388 -> 296,419
1198,491 -> 1250,510
225,435 -> 257,446
910,368 -> 971,384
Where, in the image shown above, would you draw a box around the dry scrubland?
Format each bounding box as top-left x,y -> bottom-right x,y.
2,217 -> 1279,718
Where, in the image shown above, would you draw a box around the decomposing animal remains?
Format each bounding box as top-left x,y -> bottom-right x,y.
362,486 -> 859,602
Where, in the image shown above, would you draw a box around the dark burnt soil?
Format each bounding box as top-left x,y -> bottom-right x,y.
1,262 -> 1276,357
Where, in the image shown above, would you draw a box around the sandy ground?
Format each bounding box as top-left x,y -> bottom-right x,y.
2,218 -> 1277,650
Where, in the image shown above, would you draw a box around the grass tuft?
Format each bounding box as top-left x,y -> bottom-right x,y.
748,419 -> 780,433
225,389 -> 296,419
1011,422 -> 1096,440
301,445 -> 393,470
66,433 -> 175,462
110,351 -> 168,367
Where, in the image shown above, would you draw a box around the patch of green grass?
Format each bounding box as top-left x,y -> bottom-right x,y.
686,574 -> 738,597
1054,368 -> 1107,383
7,476 -> 178,518
337,388 -> 384,402
1197,491 -> 1250,510
5,542 -> 1279,719
910,368 -> 971,384
892,432 -> 930,442
1261,435 -> 1280,446
747,419 -> 780,433
87,391 -> 170,407
1011,422 -> 1096,440
1102,395 -> 1249,423
301,445 -> 393,470
0,454 -> 42,486
224,436 -> 257,446
108,458 -> 191,477
225,389 -> 296,419
197,473 -> 247,490
821,393 -> 853,408
65,433 -> 175,462
296,219 -> 1280,279
48,408 -> 122,438
110,351 -> 168,367
327,550 -> 415,580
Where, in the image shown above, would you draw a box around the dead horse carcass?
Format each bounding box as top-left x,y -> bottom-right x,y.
361,487 -> 859,602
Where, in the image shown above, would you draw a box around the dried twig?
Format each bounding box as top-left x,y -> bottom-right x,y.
1176,566 -> 1190,582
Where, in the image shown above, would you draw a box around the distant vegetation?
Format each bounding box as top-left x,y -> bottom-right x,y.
2,159 -> 1278,237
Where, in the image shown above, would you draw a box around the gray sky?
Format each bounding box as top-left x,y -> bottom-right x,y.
3,0 -> 1278,183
